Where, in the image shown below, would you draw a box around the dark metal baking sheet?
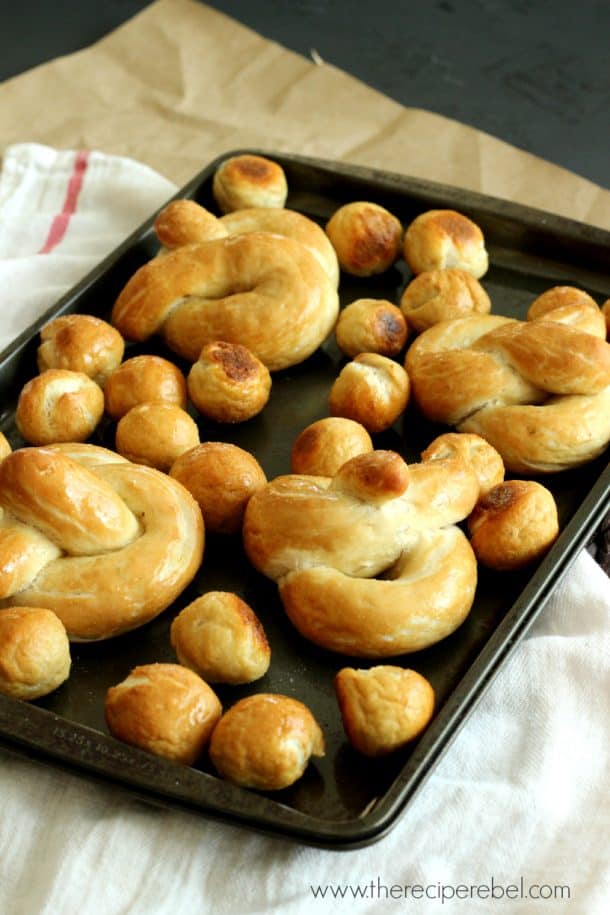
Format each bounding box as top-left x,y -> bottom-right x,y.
0,151 -> 608,849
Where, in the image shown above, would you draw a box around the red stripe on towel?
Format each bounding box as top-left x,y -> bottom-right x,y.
39,150 -> 90,254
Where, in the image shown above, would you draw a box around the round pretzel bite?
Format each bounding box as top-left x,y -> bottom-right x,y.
16,369 -> 104,445
187,341 -> 271,423
37,314 -> 125,386
325,201 -> 402,276
403,209 -> 488,278
467,480 -> 559,570
105,663 -> 222,765
169,442 -> 266,534
328,353 -> 410,433
212,154 -> 288,213
0,606 -> 71,700
208,693 -> 325,790
290,417 -> 373,476
400,267 -> 491,333
170,591 -> 270,685
335,298 -> 408,358
527,286 -> 606,339
104,355 -> 187,421
0,444 -> 204,641
115,402 -> 200,472
334,666 -> 435,757
421,432 -> 505,498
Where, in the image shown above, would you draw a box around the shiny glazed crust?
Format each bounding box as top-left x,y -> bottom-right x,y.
335,298 -> 408,357
329,353 -> 410,433
187,341 -> 271,423
111,233 -> 339,371
0,606 -> 71,700
0,445 -> 204,640
105,663 -> 222,765
115,402 -> 200,471
400,267 -> 491,333
325,201 -> 403,276
170,591 -> 270,684
290,417 -> 373,476
37,314 -> 125,386
335,666 -> 435,756
16,369 -> 104,445
104,355 -> 187,420
208,693 -> 325,790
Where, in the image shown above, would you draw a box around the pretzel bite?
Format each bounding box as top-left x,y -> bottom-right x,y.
527,286 -> 607,338
212,154 -> 288,213
335,298 -> 408,358
0,432 -> 11,462
0,607 -> 71,700
104,355 -> 187,421
171,592 -> 270,685
421,432 -> 505,498
187,341 -> 271,423
467,480 -> 559,570
105,663 -> 222,765
335,666 -> 435,756
400,268 -> 491,333
37,314 -> 125,386
329,353 -> 409,433
403,209 -> 488,278
16,369 -> 104,445
325,201 -> 402,276
208,693 -> 325,790
115,402 -> 200,472
290,417 -> 373,476
170,442 -> 266,534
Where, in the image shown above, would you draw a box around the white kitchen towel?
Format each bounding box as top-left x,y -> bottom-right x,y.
0,143 -> 608,915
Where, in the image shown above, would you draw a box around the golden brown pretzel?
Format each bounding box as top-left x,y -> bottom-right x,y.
0,444 -> 204,641
243,450 -> 479,656
405,313 -> 610,472
111,231 -> 339,370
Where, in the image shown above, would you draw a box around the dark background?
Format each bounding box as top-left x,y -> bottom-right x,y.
2,0 -> 609,190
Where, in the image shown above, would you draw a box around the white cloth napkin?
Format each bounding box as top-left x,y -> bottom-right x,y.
0,143 -> 608,915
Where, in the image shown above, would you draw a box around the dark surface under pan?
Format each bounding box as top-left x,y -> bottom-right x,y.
0,151 -> 608,849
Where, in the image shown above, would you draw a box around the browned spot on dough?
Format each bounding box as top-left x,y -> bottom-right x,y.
435,211 -> 479,243
351,210 -> 400,269
231,156 -> 274,182
207,342 -> 259,381
374,308 -> 407,349
479,480 -> 527,513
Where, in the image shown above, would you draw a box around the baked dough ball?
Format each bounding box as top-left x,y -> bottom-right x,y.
171,591 -> 270,684
329,353 -> 410,433
325,201 -> 402,276
0,607 -> 71,700
334,666 -> 435,757
208,693 -> 325,790
104,355 -> 187,421
421,432 -> 504,498
290,417 -> 373,476
527,286 -> 607,338
400,267 -> 491,333
187,341 -> 271,423
37,314 -> 125,386
115,402 -> 200,472
335,298 -> 408,358
403,209 -> 488,278
170,441 -> 267,534
16,369 -> 104,445
0,432 -> 11,462
212,154 -> 288,213
105,663 -> 222,765
467,480 -> 559,570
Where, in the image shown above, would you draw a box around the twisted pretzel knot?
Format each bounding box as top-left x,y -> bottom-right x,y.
111,202 -> 340,371
243,450 -> 479,657
406,310 -> 610,473
0,444 -> 204,641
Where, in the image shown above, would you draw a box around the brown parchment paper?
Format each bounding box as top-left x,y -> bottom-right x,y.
0,0 -> 609,230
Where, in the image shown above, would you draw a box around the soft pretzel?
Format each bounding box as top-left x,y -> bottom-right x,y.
0,445 -> 204,641
527,286 -> 606,338
406,314 -> 610,472
403,209 -> 488,277
212,153 -> 288,213
37,314 -> 125,387
400,267 -> 491,333
187,341 -> 272,423
325,201 -> 403,276
16,369 -> 104,445
104,354 -> 187,420
0,606 -> 71,700
111,232 -> 339,371
243,450 -> 479,656
155,200 -> 339,288
335,298 -> 408,358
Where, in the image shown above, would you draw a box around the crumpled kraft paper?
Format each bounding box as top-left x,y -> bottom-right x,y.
0,0 -> 609,231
